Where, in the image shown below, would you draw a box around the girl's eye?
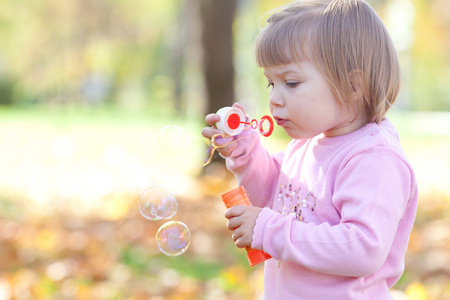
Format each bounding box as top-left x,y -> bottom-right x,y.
286,82 -> 300,88
266,82 -> 274,88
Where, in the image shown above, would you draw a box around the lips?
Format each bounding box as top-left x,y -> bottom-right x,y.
273,116 -> 288,127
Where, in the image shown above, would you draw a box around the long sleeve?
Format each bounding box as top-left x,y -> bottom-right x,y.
225,128 -> 284,208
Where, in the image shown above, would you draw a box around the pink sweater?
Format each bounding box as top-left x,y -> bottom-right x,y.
225,119 -> 418,299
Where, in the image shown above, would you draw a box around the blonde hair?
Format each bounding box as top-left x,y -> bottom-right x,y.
255,0 -> 400,123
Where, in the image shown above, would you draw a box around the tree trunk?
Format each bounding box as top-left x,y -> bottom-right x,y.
199,0 -> 237,114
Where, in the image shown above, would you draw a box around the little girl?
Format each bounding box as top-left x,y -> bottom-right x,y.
202,0 -> 418,299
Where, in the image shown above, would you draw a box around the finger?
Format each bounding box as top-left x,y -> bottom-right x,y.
235,235 -> 251,248
232,102 -> 244,112
231,228 -> 244,241
226,217 -> 241,231
233,227 -> 251,248
216,144 -> 236,157
205,113 -> 220,126
224,206 -> 246,219
201,126 -> 223,139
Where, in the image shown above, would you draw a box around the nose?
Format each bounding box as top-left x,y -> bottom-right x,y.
269,87 -> 284,107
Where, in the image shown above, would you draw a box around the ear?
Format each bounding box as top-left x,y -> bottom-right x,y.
348,70 -> 366,101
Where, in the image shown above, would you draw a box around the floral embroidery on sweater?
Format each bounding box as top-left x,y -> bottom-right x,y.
277,183 -> 316,222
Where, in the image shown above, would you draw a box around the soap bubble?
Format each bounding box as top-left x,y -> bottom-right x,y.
156,221 -> 191,256
138,184 -> 177,220
158,125 -> 185,152
185,137 -> 213,169
155,195 -> 178,220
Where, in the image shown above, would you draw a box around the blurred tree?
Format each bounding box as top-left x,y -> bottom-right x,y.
0,0 -> 448,114
199,0 -> 237,114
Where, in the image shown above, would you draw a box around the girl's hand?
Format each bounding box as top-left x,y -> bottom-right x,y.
224,205 -> 262,248
201,103 -> 245,157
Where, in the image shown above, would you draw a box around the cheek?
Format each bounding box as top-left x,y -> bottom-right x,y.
291,92 -> 316,114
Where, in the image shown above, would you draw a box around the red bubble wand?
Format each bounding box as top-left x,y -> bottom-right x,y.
203,107 -> 274,166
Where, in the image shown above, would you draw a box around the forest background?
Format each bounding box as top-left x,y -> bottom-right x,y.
0,0 -> 449,299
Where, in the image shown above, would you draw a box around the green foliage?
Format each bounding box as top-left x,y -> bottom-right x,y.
0,77 -> 15,105
0,0 -> 447,114
0,0 -> 181,113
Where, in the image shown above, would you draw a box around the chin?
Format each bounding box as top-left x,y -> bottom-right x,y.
285,131 -> 303,140
286,130 -> 316,140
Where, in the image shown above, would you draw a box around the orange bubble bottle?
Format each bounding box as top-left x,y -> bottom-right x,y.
221,186 -> 272,267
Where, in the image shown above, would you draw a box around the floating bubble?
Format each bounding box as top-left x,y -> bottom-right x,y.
158,125 -> 185,152
156,221 -> 191,256
156,195 -> 178,219
185,137 -> 213,169
138,184 -> 177,220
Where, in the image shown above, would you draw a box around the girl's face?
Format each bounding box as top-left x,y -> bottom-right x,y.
264,61 -> 365,139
